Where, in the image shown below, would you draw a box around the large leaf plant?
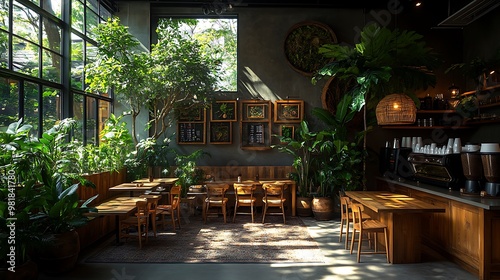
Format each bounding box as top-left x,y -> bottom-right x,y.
311,23 -> 439,190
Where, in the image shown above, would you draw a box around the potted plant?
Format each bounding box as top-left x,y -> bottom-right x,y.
272,121 -> 319,217
0,120 -> 42,280
297,98 -> 366,220
173,149 -> 210,198
0,119 -> 98,275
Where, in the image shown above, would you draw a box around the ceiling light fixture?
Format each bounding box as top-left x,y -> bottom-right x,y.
202,1 -> 233,15
415,1 -> 422,7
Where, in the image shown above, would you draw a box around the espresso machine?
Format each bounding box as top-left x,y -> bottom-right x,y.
461,151 -> 483,194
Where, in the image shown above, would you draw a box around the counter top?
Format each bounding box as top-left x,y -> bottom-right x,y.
377,177 -> 500,210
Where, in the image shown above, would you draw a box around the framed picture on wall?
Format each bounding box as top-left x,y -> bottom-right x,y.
210,121 -> 232,144
274,100 -> 304,123
247,104 -> 266,119
178,107 -> 204,121
211,100 -> 237,122
280,125 -> 295,140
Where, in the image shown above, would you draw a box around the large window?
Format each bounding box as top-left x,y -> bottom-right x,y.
154,17 -> 238,92
0,0 -> 113,142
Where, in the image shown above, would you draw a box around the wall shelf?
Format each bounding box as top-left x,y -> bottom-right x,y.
461,84 -> 500,96
380,125 -> 473,130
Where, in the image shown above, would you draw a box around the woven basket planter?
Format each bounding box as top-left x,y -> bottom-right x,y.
376,94 -> 416,125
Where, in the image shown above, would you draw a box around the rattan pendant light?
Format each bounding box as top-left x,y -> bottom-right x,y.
376,94 -> 416,125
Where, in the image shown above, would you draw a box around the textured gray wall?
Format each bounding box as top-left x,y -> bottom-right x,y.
113,2 -> 499,186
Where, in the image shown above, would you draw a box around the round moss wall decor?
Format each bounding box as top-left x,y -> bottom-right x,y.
284,21 -> 337,76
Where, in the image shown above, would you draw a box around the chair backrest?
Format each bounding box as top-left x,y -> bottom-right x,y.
206,183 -> 229,199
262,183 -> 285,198
233,183 -> 256,199
340,196 -> 351,218
136,200 -> 149,218
139,194 -> 161,211
170,186 -> 181,209
351,203 -> 365,228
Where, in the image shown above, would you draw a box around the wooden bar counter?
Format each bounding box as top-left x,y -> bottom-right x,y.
377,177 -> 500,280
345,191 -> 445,264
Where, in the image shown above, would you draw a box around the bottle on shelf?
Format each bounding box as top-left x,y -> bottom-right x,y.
424,93 -> 433,110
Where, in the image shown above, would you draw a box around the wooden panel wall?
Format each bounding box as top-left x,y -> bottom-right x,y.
76,170 -> 127,249
197,165 -> 295,181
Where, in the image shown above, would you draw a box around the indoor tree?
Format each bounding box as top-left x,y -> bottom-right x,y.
85,17 -> 221,144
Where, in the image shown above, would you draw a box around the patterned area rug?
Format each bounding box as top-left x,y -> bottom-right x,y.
85,216 -> 324,263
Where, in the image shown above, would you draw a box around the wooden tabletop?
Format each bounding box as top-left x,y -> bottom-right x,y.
132,178 -> 179,184
94,197 -> 146,215
204,179 -> 294,185
109,182 -> 160,192
344,191 -> 446,214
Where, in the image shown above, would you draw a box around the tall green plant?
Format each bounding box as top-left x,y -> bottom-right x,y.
272,121 -> 319,197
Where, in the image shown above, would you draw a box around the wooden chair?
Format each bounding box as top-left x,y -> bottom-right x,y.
350,203 -> 390,263
339,196 -> 371,249
261,182 -> 287,224
204,183 -> 229,223
157,186 -> 181,230
139,194 -> 162,237
119,200 -> 149,248
233,183 -> 257,223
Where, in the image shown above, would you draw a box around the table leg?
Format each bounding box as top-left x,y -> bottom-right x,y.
291,182 -> 296,216
114,215 -> 121,245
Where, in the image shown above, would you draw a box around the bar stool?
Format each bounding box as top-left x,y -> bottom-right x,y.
350,203 -> 390,263
339,196 -> 371,249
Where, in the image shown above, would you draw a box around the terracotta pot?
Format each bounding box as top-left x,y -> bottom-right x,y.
312,197 -> 335,221
1,259 -> 38,280
34,231 -> 80,275
296,196 -> 313,217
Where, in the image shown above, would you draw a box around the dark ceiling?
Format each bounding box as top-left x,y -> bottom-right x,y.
110,0 -> 392,9
109,0 -> 498,28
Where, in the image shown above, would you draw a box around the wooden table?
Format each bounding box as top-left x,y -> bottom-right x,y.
132,177 -> 179,185
344,191 -> 446,263
109,182 -> 159,197
203,179 -> 297,216
92,196 -> 147,244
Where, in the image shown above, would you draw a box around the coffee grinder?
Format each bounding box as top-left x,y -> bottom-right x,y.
460,151 -> 483,193
482,153 -> 500,196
